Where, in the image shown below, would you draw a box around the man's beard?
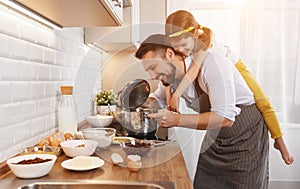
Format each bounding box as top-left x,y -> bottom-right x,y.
161,64 -> 176,86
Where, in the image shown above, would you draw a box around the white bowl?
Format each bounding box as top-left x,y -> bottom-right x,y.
6,154 -> 57,179
87,115 -> 113,127
60,140 -> 98,157
82,128 -> 116,148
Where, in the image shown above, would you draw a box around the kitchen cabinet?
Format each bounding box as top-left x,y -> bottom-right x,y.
10,0 -> 124,27
84,0 -> 166,52
84,4 -> 136,51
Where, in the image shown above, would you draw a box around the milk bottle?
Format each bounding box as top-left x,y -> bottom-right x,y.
58,86 -> 77,134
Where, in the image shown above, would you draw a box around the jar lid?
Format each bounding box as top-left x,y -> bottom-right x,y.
61,86 -> 73,95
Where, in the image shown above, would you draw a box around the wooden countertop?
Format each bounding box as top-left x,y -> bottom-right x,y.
0,123 -> 193,189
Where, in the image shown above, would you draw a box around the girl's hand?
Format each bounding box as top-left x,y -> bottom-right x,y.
165,86 -> 172,109
148,109 -> 180,128
168,92 -> 180,113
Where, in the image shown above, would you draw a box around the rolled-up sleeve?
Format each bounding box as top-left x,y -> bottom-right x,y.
201,55 -> 241,122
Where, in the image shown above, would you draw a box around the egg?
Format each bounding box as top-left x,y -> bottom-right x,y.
127,155 -> 142,172
127,155 -> 141,162
38,139 -> 49,147
64,133 -> 74,140
111,153 -> 124,165
50,139 -> 62,147
127,160 -> 142,172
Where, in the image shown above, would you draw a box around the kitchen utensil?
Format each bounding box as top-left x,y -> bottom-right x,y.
86,115 -> 113,127
58,86 -> 77,134
60,140 -> 98,157
112,136 -> 135,144
6,154 -> 57,179
115,79 -> 160,140
124,108 -> 158,139
118,79 -> 150,111
121,139 -> 154,157
82,128 -> 116,148
61,156 -> 104,171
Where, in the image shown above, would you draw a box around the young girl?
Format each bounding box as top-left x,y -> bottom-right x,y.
165,10 -> 294,165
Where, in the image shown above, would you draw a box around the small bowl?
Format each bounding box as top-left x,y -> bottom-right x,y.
60,140 -> 98,157
6,154 -> 57,179
121,139 -> 154,157
87,115 -> 113,127
82,128 -> 116,148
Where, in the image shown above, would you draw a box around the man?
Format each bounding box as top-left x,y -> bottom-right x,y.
139,35 -> 188,110
135,34 -> 269,189
136,34 -> 237,128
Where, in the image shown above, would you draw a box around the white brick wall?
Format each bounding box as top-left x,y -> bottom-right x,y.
0,4 -> 102,163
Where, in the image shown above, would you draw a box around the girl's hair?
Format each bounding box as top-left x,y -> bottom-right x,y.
165,10 -> 213,51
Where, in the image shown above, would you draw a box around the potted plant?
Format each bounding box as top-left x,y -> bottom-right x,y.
94,90 -> 117,115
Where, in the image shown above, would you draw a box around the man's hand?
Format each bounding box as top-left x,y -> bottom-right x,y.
148,109 -> 180,127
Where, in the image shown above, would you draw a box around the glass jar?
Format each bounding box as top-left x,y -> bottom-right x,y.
58,86 -> 77,134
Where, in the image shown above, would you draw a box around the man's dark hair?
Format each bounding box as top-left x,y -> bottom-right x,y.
135,34 -> 173,59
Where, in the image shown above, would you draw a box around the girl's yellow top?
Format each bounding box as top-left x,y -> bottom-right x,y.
235,60 -> 283,139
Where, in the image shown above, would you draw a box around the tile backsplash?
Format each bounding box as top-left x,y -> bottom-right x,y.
0,5 -> 102,162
